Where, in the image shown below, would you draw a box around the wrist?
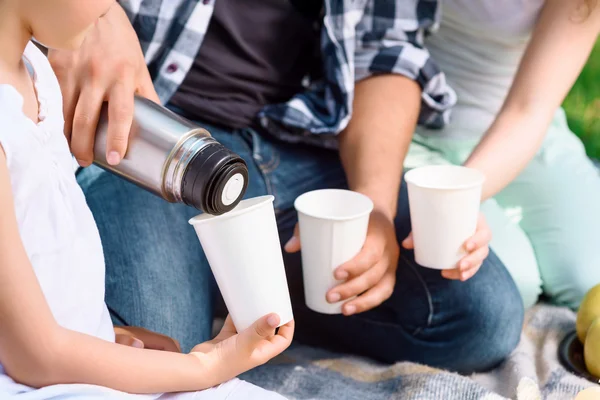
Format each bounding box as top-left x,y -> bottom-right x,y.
189,346 -> 246,389
352,187 -> 398,220
187,351 -> 225,389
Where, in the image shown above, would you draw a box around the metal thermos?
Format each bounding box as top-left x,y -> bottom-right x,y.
93,96 -> 248,215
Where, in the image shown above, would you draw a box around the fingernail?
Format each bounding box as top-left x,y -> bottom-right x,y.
267,314 -> 279,327
461,273 -> 467,281
335,270 -> 348,280
284,236 -> 299,251
131,338 -> 144,348
107,151 -> 121,165
328,292 -> 341,303
466,242 -> 475,251
344,305 -> 356,315
461,261 -> 470,269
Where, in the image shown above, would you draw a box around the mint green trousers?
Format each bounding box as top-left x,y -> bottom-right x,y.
405,109 -> 600,309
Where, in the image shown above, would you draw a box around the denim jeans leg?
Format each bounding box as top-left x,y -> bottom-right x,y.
76,123 -> 269,352
79,120 -> 524,370
248,131 -> 524,374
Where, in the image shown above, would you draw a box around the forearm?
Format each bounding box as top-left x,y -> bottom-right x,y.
13,327 -> 225,394
464,107 -> 552,200
339,75 -> 420,218
0,150 -> 225,393
465,0 -> 600,200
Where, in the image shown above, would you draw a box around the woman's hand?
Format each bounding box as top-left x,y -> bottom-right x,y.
402,213 -> 492,281
191,314 -> 294,375
114,326 -> 181,352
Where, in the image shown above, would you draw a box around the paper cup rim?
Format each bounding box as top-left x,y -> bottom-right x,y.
294,189 -> 374,221
405,165 -> 485,190
189,195 -> 274,226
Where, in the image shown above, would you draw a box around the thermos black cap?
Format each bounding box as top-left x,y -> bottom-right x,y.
181,143 -> 249,215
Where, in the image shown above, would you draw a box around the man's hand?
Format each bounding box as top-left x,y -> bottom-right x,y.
402,212 -> 492,281
114,326 -> 181,352
309,75 -> 419,316
48,3 -> 159,167
285,210 -> 399,316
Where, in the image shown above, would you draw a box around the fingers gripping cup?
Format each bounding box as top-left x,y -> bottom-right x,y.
405,165 -> 485,270
189,196 -> 294,332
294,189 -> 373,314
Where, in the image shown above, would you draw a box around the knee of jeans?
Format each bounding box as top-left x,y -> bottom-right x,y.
456,257 -> 524,372
476,289 -> 523,371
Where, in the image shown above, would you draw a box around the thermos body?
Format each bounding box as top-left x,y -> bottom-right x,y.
93,97 -> 248,215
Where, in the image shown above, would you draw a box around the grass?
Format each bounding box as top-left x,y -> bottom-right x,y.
563,41 -> 600,159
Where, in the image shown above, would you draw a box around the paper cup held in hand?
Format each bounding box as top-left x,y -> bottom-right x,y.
405,165 -> 484,270
294,189 -> 373,314
189,195 -> 293,332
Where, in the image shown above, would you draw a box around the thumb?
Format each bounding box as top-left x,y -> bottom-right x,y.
284,224 -> 301,253
402,232 -> 414,249
238,314 -> 279,353
115,333 -> 145,349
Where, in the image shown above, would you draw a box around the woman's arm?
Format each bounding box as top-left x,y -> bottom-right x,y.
464,0 -> 600,200
0,149 -> 290,394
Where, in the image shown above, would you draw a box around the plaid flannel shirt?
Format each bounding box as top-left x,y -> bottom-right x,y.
120,0 -> 456,147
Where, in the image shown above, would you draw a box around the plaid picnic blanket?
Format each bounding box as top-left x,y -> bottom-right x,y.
242,305 -> 598,399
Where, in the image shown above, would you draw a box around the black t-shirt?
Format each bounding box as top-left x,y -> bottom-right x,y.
169,0 -> 323,130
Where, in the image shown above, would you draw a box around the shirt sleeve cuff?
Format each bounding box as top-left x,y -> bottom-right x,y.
355,43 -> 457,129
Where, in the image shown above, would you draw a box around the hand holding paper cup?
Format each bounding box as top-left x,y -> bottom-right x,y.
294,189 -> 373,314
405,165 -> 485,270
189,195 -> 294,332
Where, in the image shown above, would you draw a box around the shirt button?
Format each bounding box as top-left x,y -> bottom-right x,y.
166,63 -> 178,73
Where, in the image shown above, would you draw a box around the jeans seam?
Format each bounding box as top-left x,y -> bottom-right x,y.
235,129 -> 254,156
246,130 -> 278,205
261,149 -> 281,173
108,305 -> 129,326
400,253 -> 434,335
262,165 -> 276,204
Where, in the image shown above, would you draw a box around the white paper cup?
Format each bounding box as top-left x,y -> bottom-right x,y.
189,195 -> 293,332
405,165 -> 485,270
294,189 -> 373,314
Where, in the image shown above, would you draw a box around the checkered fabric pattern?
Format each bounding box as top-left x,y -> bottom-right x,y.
120,0 -> 456,147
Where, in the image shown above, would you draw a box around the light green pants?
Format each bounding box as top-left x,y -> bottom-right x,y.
405,109 -> 600,309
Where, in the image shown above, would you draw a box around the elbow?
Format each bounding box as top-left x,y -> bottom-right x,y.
3,330 -> 67,388
8,360 -> 62,389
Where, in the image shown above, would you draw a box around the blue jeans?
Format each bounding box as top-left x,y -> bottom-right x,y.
77,122 -> 524,374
